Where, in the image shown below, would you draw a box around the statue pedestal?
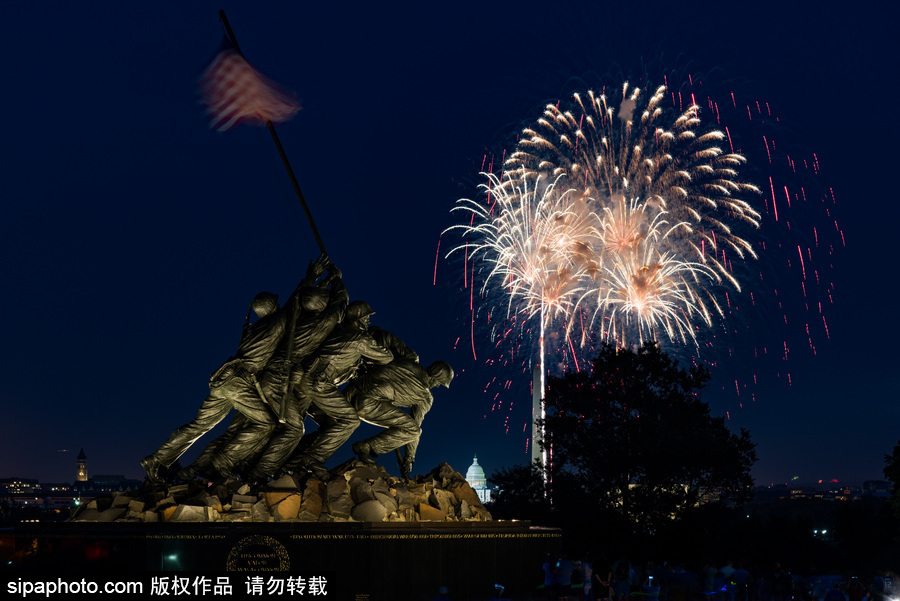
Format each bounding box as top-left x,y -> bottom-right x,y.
2,521 -> 561,600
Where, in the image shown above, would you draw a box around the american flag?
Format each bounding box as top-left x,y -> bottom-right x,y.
199,37 -> 300,132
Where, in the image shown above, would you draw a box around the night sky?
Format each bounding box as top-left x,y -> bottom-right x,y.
1,2 -> 896,488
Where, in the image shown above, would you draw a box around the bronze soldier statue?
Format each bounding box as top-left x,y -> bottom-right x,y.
245,264 -> 348,480
140,257 -> 329,484
369,325 -> 419,363
283,300 -> 393,477
347,360 -> 453,478
177,260 -> 347,482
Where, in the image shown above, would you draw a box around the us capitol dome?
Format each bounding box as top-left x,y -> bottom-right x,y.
465,455 -> 491,504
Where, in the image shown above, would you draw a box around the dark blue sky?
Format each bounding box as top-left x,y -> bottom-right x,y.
1,2 -> 896,487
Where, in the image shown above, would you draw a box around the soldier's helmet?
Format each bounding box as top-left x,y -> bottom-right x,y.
345,300 -> 375,323
251,291 -> 279,318
426,361 -> 454,388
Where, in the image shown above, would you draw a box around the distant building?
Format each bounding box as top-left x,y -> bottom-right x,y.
0,449 -> 142,519
863,480 -> 892,498
75,448 -> 88,482
41,483 -> 72,494
753,484 -> 791,503
0,478 -> 39,494
39,483 -> 79,511
73,474 -> 142,494
465,455 -> 492,504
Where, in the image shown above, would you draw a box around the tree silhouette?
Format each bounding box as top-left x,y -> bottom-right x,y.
885,439 -> 900,518
495,342 -> 756,534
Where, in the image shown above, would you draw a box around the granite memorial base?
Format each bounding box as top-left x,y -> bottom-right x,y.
2,521 -> 561,600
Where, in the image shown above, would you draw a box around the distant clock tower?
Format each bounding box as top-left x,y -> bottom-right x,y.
76,448 -> 88,482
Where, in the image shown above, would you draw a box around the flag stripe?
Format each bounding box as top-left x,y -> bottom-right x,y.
200,47 -> 300,131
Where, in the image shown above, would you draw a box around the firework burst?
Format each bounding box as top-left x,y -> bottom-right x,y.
586,196 -> 723,346
509,84 -> 762,260
455,81 -> 765,350
443,73 -> 841,455
446,168 -> 598,329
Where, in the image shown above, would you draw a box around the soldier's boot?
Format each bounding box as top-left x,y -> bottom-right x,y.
140,455 -> 164,485
210,456 -> 239,482
294,457 -> 331,480
176,466 -> 199,482
352,440 -> 377,466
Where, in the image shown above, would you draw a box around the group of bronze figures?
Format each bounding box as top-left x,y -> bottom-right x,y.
141,255 -> 453,485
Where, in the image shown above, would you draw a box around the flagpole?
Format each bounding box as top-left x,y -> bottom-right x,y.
218,9 -> 329,259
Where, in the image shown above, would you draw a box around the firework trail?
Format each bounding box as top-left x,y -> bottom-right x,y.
688,79 -> 843,406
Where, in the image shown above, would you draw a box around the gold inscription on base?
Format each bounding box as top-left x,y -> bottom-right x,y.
225,535 -> 290,572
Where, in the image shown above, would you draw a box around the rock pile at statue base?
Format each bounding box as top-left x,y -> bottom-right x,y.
69,462 -> 491,523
